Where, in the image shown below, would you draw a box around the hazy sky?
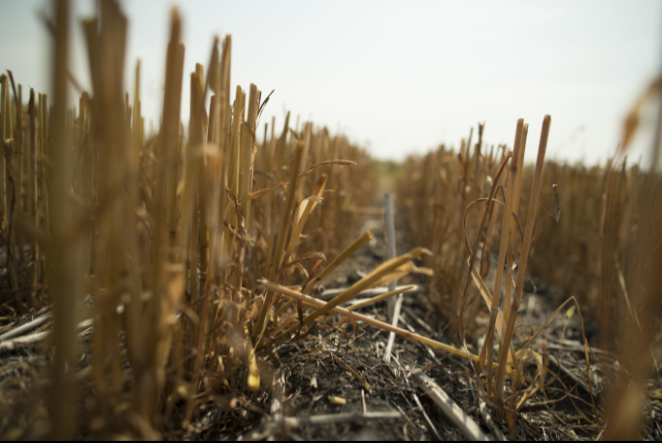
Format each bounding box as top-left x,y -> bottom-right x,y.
1,0 -> 661,165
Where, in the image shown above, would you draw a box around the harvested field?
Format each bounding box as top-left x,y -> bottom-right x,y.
1,1 -> 662,441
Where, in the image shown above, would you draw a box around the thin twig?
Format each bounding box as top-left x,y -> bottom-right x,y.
383,294 -> 404,363
384,193 -> 397,318
383,193 -> 400,363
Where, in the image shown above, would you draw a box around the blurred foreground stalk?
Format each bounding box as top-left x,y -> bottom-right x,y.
49,0 -> 81,439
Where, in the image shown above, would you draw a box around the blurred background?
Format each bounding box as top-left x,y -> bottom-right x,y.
1,0 -> 660,166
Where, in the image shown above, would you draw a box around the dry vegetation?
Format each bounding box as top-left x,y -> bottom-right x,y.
397,112 -> 662,439
0,0 -> 661,440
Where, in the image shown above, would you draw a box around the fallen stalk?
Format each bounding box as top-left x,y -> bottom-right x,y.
411,391 -> 444,441
274,247 -> 432,341
480,401 -> 506,441
276,285 -> 411,315
273,410 -> 401,429
0,318 -> 93,354
410,370 -> 491,441
268,284 -> 414,338
274,230 -> 374,318
347,285 -> 414,311
0,311 -> 53,342
259,281 -> 483,361
318,284 -> 424,302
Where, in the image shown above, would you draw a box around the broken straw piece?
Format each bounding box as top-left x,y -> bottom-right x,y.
329,396 -> 346,406
410,371 -> 491,441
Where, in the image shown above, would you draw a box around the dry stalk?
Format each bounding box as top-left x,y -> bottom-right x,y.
49,0 -> 80,438
495,116 -> 551,407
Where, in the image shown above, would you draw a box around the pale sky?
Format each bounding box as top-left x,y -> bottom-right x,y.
1,0 -> 661,166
